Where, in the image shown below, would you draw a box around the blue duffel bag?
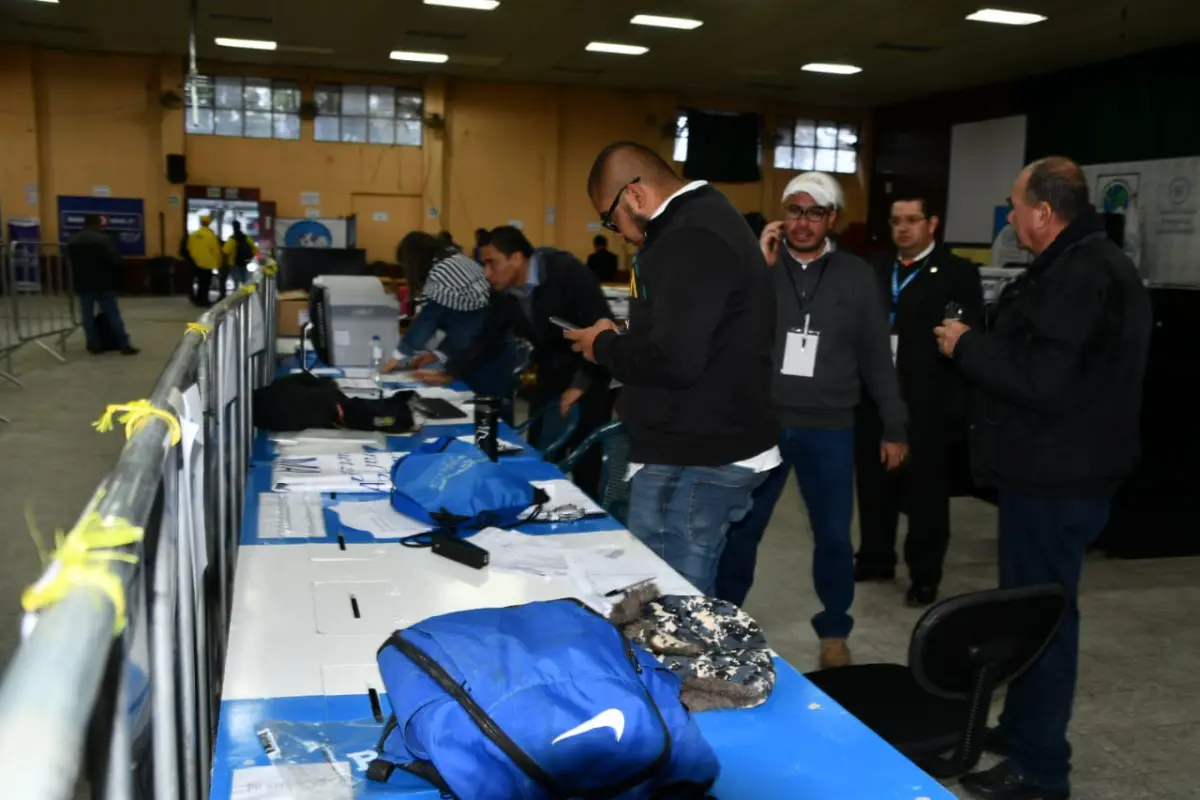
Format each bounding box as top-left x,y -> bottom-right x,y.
368,599 -> 720,799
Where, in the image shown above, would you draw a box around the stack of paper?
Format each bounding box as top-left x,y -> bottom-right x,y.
270,429 -> 387,457
258,493 -> 328,539
271,453 -> 401,493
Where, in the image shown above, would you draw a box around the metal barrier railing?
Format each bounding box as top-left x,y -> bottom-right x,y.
0,242 -> 84,423
0,268 -> 278,800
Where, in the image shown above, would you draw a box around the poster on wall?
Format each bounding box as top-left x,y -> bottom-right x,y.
57,196 -> 146,256
1082,156 -> 1200,286
276,217 -> 349,249
6,218 -> 42,291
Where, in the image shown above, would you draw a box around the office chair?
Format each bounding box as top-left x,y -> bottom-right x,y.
515,403 -> 580,462
804,584 -> 1068,779
557,420 -> 630,525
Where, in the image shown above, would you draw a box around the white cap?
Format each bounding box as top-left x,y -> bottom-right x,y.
781,172 -> 843,209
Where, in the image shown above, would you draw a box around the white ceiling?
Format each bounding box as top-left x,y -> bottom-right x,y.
3,0 -> 1199,105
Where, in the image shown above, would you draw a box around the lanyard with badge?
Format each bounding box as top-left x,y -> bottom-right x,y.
780,254 -> 828,378
888,253 -> 932,364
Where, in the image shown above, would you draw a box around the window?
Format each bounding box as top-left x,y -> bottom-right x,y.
313,84 -> 423,146
185,75 -> 301,140
774,119 -> 858,174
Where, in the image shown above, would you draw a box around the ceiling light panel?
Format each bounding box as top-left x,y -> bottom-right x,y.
391,50 -> 451,63
801,63 -> 862,75
423,0 -> 499,9
215,37 -> 277,51
630,14 -> 703,30
586,42 -> 649,55
966,8 -> 1047,25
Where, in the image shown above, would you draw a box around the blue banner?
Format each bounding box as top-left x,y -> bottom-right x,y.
57,196 -> 145,256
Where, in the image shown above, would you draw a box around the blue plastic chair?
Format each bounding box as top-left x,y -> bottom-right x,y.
515,403 -> 580,462
557,420 -> 630,525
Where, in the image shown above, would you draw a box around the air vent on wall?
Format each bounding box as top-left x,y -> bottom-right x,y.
406,29 -> 468,41
209,12 -> 274,24
553,65 -> 606,75
875,41 -> 940,53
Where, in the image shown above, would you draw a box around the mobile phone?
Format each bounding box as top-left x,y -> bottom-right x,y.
944,302 -> 964,321
549,316 -> 580,331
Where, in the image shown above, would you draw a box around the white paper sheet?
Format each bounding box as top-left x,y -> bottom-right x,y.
271,453 -> 401,493
257,493 -> 328,539
327,497 -> 431,538
530,479 -> 606,517
270,429 -> 387,446
173,385 -> 208,610
249,294 -> 266,355
231,762 -> 354,800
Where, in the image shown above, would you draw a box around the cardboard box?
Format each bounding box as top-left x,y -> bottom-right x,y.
276,290 -> 309,337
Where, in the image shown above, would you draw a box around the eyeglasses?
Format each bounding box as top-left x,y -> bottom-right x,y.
783,204 -> 831,223
889,215 -> 928,227
600,177 -> 641,232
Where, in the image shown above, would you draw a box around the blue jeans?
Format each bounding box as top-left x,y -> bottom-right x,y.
997,488 -> 1112,792
79,291 -> 130,351
715,427 -> 856,638
627,464 -> 767,595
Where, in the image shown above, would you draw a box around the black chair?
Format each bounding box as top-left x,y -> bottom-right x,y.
804,584 -> 1068,779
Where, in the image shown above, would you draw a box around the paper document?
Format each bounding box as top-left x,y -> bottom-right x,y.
328,497 -> 431,538
288,367 -> 342,377
258,493 -> 327,539
231,762 -> 354,800
271,453 -> 401,493
271,429 -> 387,447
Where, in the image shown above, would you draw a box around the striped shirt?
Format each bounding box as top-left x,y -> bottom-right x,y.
422,252 -> 491,312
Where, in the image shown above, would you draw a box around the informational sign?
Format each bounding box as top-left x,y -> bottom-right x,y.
92,185 -> 112,198
300,191 -> 321,206
1083,156 -> 1200,286
6,218 -> 41,290
276,217 -> 349,248
371,211 -> 388,222
57,196 -> 146,256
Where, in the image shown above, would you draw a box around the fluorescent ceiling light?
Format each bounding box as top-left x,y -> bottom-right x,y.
586,42 -> 649,56
390,50 -> 450,63
215,37 -> 277,51
423,0 -> 499,9
966,8 -> 1047,25
34,0 -> 60,4
631,14 -> 703,30
801,63 -> 862,75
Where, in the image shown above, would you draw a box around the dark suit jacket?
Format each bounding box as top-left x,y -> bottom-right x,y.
586,249 -> 618,283
860,244 -> 984,442
66,229 -> 123,294
500,248 -> 614,401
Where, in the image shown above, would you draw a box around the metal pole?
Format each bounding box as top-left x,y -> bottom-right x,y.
214,320 -> 230,631
104,669 -> 133,800
151,464 -> 180,800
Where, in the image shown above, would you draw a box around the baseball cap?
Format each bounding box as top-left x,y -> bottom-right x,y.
781,172 -> 843,209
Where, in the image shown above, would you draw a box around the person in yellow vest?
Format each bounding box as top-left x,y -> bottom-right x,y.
188,214 -> 223,306
222,220 -> 260,288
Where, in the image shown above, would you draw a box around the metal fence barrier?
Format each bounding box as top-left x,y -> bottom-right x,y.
0,268 -> 278,800
0,242 -> 84,423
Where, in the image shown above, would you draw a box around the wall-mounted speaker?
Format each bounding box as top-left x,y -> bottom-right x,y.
166,153 -> 187,185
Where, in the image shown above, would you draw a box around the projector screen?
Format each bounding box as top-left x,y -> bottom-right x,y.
945,115 -> 1027,244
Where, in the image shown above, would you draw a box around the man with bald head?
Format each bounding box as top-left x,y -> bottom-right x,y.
936,157 -> 1151,800
564,141 -> 779,596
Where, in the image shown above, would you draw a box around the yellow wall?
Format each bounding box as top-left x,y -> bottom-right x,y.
0,45 -> 872,265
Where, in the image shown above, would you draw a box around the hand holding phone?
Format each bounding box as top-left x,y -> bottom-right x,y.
549,316 -> 580,331
944,302 -> 965,322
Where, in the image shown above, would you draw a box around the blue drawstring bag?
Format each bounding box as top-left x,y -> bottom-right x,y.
389,441 -> 546,531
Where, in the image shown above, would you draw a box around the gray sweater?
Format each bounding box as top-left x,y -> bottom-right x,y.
770,246 -> 907,442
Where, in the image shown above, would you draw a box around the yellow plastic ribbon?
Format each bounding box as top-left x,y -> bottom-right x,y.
262,260 -> 279,276
92,399 -> 182,446
21,511 -> 143,635
240,283 -> 258,296
186,322 -> 211,339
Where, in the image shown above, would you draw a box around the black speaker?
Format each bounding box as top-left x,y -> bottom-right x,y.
166,153 -> 187,184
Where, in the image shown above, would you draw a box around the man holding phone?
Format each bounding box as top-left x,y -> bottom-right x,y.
479,225 -> 615,498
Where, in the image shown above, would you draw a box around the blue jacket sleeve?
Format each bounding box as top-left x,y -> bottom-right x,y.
399,302 -> 447,356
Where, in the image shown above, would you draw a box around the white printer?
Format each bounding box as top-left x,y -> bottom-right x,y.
307,275 -> 400,366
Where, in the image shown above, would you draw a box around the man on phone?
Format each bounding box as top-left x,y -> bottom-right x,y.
479,225 -> 615,498
714,172 -> 907,669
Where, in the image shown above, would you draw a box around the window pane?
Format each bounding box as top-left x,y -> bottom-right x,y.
215,108 -> 242,136
396,91 -> 423,119
341,85 -> 368,116
369,117 -> 395,145
773,145 -> 794,170
186,75 -> 215,108
244,110 -> 272,138
793,147 -> 815,171
794,120 -> 815,147
814,148 -> 837,172
397,119 -> 423,146
775,122 -> 793,147
215,76 -> 242,109
244,78 -> 271,111
837,124 -> 858,148
673,135 -> 688,163
836,149 -> 858,174
314,85 -> 340,115
341,116 -> 368,143
274,113 -> 301,140
369,86 -> 395,118
314,115 -> 340,142
185,107 -> 214,134
273,83 -> 301,112
816,122 -> 838,149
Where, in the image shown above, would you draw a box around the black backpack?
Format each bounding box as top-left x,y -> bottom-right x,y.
234,234 -> 254,265
252,373 -> 416,433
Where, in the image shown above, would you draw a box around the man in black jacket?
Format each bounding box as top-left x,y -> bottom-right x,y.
66,215 -> 138,355
479,225 -> 615,497
854,192 -> 983,607
937,158 -> 1151,800
565,141 -> 779,596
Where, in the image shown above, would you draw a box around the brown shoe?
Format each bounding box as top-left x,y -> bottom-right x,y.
819,638 -> 852,669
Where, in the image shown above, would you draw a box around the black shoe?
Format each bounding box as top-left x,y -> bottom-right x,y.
86,346 -> 104,355
120,346 -> 140,356
959,761 -> 1069,799
984,726 -> 1011,757
853,563 -> 895,582
905,583 -> 938,607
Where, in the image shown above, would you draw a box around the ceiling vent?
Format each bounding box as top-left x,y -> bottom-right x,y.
875,41 -> 940,53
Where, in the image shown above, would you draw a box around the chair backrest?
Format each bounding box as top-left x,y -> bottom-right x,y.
512,339 -> 534,378
516,403 -> 580,462
909,584 -> 1068,700
557,420 -> 629,524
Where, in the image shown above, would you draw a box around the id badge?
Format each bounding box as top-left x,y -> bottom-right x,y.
890,334 -> 899,366
782,329 -> 819,377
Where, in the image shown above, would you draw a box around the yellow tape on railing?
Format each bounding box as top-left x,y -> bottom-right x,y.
186,322 -> 211,339
262,260 -> 278,276
92,399 -> 182,447
239,283 -> 257,296
21,510 -> 143,635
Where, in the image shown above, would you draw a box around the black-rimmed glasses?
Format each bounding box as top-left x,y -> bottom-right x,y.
600,176 -> 641,232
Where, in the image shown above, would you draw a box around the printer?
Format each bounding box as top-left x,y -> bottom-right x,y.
307,275 -> 401,366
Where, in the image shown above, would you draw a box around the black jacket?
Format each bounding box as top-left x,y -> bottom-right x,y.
955,214 -> 1151,491
499,247 -> 614,400
66,228 -> 123,294
859,244 -> 983,442
593,184 -> 778,466
586,249 -> 619,283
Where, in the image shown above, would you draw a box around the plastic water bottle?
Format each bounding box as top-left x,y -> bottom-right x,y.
371,335 -> 383,394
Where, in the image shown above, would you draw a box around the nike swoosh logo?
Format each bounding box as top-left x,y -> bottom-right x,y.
551,708 -> 625,745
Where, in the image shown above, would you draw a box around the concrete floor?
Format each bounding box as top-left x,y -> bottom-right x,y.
2,294 -> 1197,799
